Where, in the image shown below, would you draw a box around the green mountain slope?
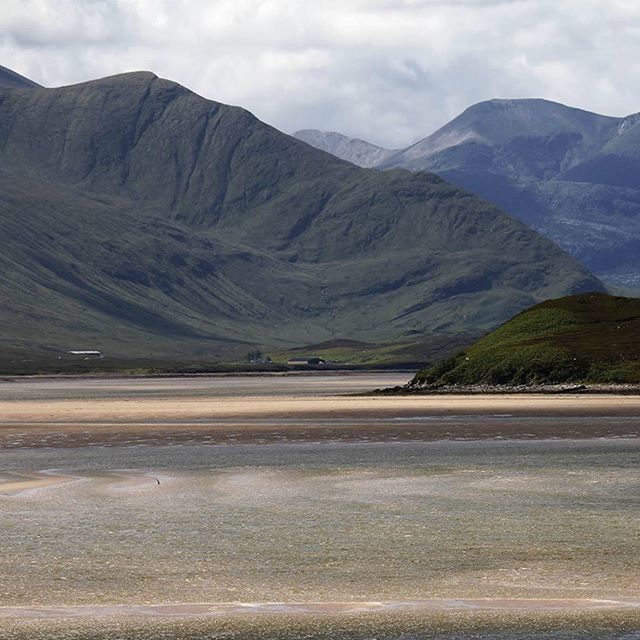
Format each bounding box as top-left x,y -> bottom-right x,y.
411,292 -> 640,386
0,71 -> 604,362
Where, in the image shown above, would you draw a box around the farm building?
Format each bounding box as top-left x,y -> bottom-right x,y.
287,356 -> 326,366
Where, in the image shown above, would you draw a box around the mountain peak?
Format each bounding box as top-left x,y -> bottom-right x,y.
56,70 -> 159,90
382,97 -> 622,171
446,97 -> 618,140
379,97 -> 640,289
98,70 -> 158,82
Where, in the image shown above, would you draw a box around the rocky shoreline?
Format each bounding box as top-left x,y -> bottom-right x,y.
381,383 -> 640,395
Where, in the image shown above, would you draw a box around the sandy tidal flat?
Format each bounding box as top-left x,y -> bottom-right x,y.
1,374 -> 639,638
1,374 -> 640,447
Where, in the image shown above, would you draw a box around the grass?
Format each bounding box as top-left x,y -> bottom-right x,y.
271,335 -> 478,368
412,292 -> 640,386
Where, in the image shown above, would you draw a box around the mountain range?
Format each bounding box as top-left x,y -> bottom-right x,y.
297,99 -> 640,289
0,68 -> 601,364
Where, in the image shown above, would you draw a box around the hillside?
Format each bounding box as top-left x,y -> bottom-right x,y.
379,99 -> 640,289
410,292 -> 640,387
0,64 -> 40,89
0,70 -> 603,364
294,129 -> 396,167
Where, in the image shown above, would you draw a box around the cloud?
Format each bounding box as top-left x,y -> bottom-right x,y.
1,0 -> 639,147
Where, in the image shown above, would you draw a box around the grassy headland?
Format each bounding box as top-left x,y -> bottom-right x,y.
410,292 -> 640,388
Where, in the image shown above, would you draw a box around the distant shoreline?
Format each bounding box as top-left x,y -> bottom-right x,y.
380,383 -> 640,396
2,387 -> 640,448
0,368 -> 416,384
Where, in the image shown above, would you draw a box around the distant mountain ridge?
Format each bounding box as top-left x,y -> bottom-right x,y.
294,129 -> 396,167
302,99 -> 640,289
382,99 -> 620,175
0,69 -> 602,363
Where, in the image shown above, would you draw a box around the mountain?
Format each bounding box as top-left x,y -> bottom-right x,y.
0,64 -> 40,89
0,71 -> 603,363
410,292 -> 640,386
379,99 -> 640,289
294,129 -> 396,168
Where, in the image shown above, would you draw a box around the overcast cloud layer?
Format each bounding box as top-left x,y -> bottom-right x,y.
2,0 -> 639,147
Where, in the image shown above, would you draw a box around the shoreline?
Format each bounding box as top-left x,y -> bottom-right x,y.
3,373 -> 640,396
0,368 -> 417,383
380,383 -> 640,395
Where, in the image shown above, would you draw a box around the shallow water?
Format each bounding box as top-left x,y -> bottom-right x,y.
1,439 -> 639,609
0,373 -> 411,401
1,375 -> 639,638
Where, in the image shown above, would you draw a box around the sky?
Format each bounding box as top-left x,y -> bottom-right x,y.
2,0 -> 639,147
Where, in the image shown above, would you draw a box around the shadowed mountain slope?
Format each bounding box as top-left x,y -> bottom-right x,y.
0,64 -> 40,89
411,292 -> 640,386
0,72 -> 603,361
379,99 -> 640,288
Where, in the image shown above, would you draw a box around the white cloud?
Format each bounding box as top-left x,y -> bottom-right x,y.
1,0 -> 640,147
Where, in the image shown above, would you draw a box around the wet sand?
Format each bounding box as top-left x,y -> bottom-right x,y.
2,597 -> 640,619
0,372 -> 639,447
3,392 -> 640,423
4,608 -> 640,640
0,470 -> 78,495
2,415 -> 640,448
2,439 -> 639,607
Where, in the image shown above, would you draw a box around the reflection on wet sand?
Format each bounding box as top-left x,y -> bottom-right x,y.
1,439 -> 639,608
2,597 -> 640,619
0,470 -> 78,496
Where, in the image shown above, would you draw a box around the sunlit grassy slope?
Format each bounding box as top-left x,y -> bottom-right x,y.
412,292 -> 640,385
272,335 -> 479,367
